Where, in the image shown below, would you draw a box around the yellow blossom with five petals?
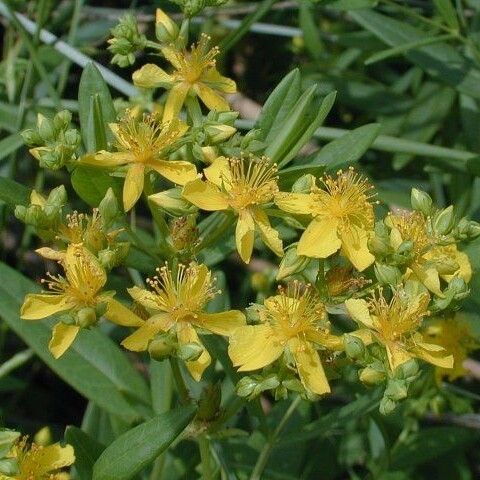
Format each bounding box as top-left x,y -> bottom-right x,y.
82,112 -> 197,211
345,288 -> 453,372
133,33 -> 236,121
275,168 -> 376,271
20,244 -> 142,358
182,156 -> 283,263
4,436 -> 74,480
229,282 -> 343,395
123,263 -> 245,381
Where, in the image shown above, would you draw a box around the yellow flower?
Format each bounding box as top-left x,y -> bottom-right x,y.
20,244 -> 142,358
4,436 -> 74,480
424,315 -> 478,381
228,282 -> 343,395
82,112 -> 197,211
387,211 -> 471,296
132,33 -> 236,121
275,168 -> 376,271
345,288 -> 453,372
123,263 -> 245,381
182,156 -> 283,263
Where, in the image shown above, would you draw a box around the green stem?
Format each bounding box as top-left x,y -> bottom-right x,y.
249,396 -> 302,480
0,349 -> 34,379
169,357 -> 190,405
199,434 -> 215,480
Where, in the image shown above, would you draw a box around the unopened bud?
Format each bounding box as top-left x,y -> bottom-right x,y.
149,188 -> 197,217
76,307 -> 97,328
34,427 -> 52,446
177,342 -> 204,361
433,206 -> 455,235
384,379 -> 408,401
205,124 -> 237,144
344,334 -> 366,360
149,337 -> 176,361
374,263 -> 402,286
276,245 -> 309,280
368,236 -> 391,257
21,128 -> 42,145
155,9 -> 179,43
37,114 -> 55,141
98,188 -> 120,227
411,188 -> 433,215
359,366 -> 385,385
468,221 -> 480,239
292,174 -> 316,193
379,397 -> 397,415
46,185 -> 67,207
200,146 -> 218,164
396,359 -> 419,380
53,110 -> 72,131
236,376 -> 257,398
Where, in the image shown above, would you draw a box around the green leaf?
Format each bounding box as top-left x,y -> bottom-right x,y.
391,426 -> 479,469
71,165 -> 122,207
0,261 -> 150,422
433,0 -> 459,30
256,69 -> 302,140
351,9 -> 480,99
0,176 -> 30,207
92,406 -> 196,480
65,427 -> 105,480
0,134 -> 24,162
78,62 -> 117,152
277,388 -> 382,445
310,123 -> 380,171
299,1 -> 324,60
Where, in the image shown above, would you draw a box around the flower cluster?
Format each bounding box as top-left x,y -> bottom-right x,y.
17,9 -> 480,415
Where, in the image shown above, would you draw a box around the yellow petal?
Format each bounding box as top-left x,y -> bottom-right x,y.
160,45 -> 183,70
411,263 -> 444,297
31,443 -> 75,474
30,190 -> 46,206
194,310 -> 246,336
339,225 -> 374,272
64,244 -> 107,293
132,63 -> 172,88
87,151 -> 134,167
298,217 -> 341,258
104,298 -> 144,327
414,342 -> 454,368
163,82 -> 190,122
49,323 -> 80,359
274,192 -> 317,215
348,328 -> 375,346
253,209 -> 283,257
444,249 -> 472,283
228,324 -> 283,371
35,247 -> 65,262
204,157 -> 231,188
289,337 -> 330,395
389,227 -> 403,250
121,313 -> 172,351
386,342 -> 412,371
194,83 -> 230,112
201,69 -> 237,93
306,330 -> 344,350
236,210 -> 255,263
128,286 -> 162,311
177,323 -> 211,381
345,299 -> 375,329
21,294 -> 75,320
123,163 -> 145,212
182,178 -> 229,211
150,160 -> 198,186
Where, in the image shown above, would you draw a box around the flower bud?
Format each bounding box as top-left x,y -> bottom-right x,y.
170,216 -> 198,251
149,337 -> 176,361
433,206 -> 455,235
177,342 -> 204,361
368,236 -> 391,257
98,188 -> 120,227
0,458 -> 18,475
76,307 -> 97,328
379,397 -> 397,415
34,427 -> 52,447
200,146 -> 218,164
384,379 -> 408,401
236,376 -> 257,398
37,114 -> 55,142
47,185 -> 67,208
292,174 -> 316,194
53,110 -> 72,131
434,257 -> 459,275
344,334 -> 366,360
276,245 -> 309,280
468,221 -> 480,239
21,128 -> 42,146
14,205 -> 27,222
155,9 -> 179,43
411,188 -> 433,215
395,358 -> 419,380
359,366 -> 385,385
149,188 -> 198,217
374,263 -> 402,286
205,124 -> 237,144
